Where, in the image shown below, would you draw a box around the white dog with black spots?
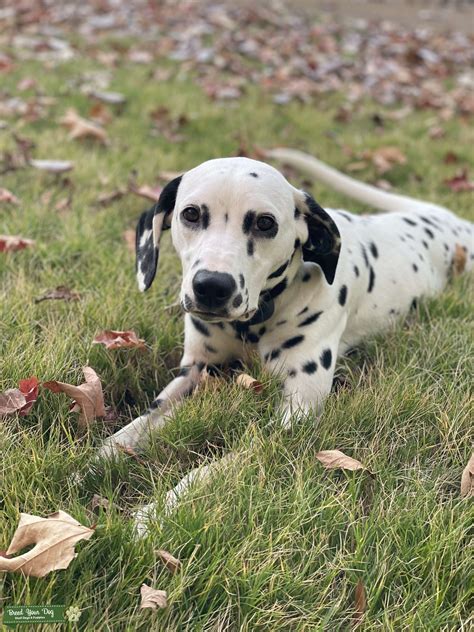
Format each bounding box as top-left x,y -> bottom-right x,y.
97,149 -> 473,534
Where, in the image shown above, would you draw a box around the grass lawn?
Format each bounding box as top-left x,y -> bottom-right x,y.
1,48 -> 473,630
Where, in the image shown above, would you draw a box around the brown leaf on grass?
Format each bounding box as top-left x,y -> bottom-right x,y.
43,367 -> 105,428
35,286 -> 80,303
129,183 -> 162,202
451,244 -> 467,276
30,159 -> 74,173
443,151 -> 459,164
370,146 -> 407,174
0,235 -> 35,252
0,389 -> 26,416
96,188 -> 126,207
353,579 -> 367,625
123,229 -> 135,253
140,584 -> 168,610
0,510 -> 94,577
444,169 -> 474,193
236,373 -> 264,394
460,453 -> 474,498
60,108 -> 108,145
315,450 -> 366,471
92,330 -> 146,350
156,549 -> 181,574
0,188 -> 19,204
88,102 -> 113,126
18,377 -> 39,416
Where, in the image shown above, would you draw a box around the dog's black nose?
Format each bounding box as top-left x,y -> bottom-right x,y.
192,270 -> 236,310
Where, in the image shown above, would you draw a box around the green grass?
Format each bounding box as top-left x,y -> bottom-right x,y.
1,51 -> 473,631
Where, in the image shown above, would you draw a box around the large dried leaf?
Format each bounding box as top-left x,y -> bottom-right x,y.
236,373 -> 264,393
35,286 -> 80,303
0,188 -> 19,204
0,389 -> 26,415
370,146 -> 407,174
92,330 -> 146,350
460,453 -> 474,498
43,366 -> 105,428
60,108 -> 108,145
0,510 -> 94,577
140,584 -> 168,610
156,549 -> 181,574
0,235 -> 35,252
315,450 -> 366,471
18,376 -> 39,416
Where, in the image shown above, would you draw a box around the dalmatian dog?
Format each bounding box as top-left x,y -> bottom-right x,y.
98,149 -> 473,532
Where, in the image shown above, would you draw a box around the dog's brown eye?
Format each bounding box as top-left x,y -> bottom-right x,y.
256,214 -> 275,231
182,206 -> 200,223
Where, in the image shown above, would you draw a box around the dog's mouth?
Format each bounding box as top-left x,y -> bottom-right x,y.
182,306 -> 257,324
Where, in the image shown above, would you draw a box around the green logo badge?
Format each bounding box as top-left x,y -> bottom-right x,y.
3,605 -> 78,626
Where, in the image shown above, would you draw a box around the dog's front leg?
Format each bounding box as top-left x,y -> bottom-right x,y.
98,362 -> 205,459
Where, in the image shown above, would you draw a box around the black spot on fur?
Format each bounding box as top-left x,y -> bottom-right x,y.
369,242 -> 378,258
402,218 -> 417,226
354,265 -> 360,277
424,227 -> 435,239
302,360 -> 317,374
192,259 -> 201,269
297,306 -> 309,316
361,244 -> 369,268
320,348 -> 332,369
242,211 -> 256,235
410,298 -> 418,311
299,311 -> 323,327
276,319 -> 287,326
270,348 -> 281,361
422,240 -> 429,249
249,172 -> 258,178
246,332 -> 260,344
191,316 -> 210,337
368,267 -> 375,293
337,211 -> 353,222
201,204 -> 210,229
239,274 -> 245,288
288,369 -> 297,377
247,239 -> 254,256
302,272 -> 311,282
412,263 -> 418,272
177,367 -> 189,377
294,238 -> 301,249
268,260 -> 289,279
294,207 -> 301,219
338,285 -> 348,306
282,335 -> 305,349
444,243 -> 449,251
149,398 -> 164,409
258,326 -> 266,336
268,277 -> 287,299
233,294 -> 243,308
224,213 -> 229,223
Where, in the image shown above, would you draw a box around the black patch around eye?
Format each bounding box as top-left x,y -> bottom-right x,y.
368,267 -> 375,293
320,348 -> 332,369
268,260 -> 289,280
402,218 -> 417,226
232,294 -> 243,308
338,285 -> 348,306
299,311 -> 323,327
247,239 -> 254,256
369,242 -> 378,258
249,172 -> 258,178
424,227 -> 434,239
302,360 -> 317,374
242,210 -> 256,234
191,316 -> 210,337
201,204 -> 210,229
282,335 -> 305,349
239,273 -> 245,288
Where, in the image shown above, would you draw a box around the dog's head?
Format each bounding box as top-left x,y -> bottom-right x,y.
135,157 -> 340,322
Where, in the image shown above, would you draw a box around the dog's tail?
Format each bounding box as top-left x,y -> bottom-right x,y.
266,148 -> 438,214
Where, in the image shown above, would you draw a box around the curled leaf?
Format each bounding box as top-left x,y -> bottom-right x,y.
460,453 -> 474,498
236,373 -> 264,393
92,330 -> 146,350
43,366 -> 105,428
315,450 -> 366,471
0,235 -> 35,252
140,584 -> 168,610
18,376 -> 39,416
0,510 -> 94,577
156,549 -> 181,574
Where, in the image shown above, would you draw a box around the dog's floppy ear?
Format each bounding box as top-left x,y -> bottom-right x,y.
135,175 -> 182,292
293,187 -> 341,285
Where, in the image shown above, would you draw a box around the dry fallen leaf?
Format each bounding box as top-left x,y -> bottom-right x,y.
0,235 -> 35,252
156,549 -> 181,574
236,373 -> 264,394
92,330 -> 146,350
129,183 -> 162,202
0,510 -> 94,577
460,453 -> 474,499
0,188 -> 19,204
43,366 -> 105,428
0,389 -> 26,415
444,169 -> 474,193
18,377 -> 39,416
35,286 -> 80,303
370,146 -> 407,174
60,108 -> 108,145
315,450 -> 366,471
353,579 -> 367,625
30,159 -> 74,173
140,584 -> 168,610
451,244 -> 467,277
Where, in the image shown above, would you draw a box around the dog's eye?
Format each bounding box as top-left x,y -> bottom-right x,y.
256,214 -> 275,232
182,206 -> 200,223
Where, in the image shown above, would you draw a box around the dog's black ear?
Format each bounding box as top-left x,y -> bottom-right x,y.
294,188 -> 341,285
136,175 -> 182,292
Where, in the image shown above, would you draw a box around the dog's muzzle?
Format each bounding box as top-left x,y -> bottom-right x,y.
192,270 -> 236,311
